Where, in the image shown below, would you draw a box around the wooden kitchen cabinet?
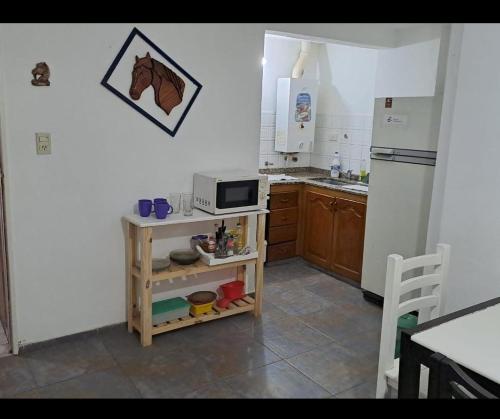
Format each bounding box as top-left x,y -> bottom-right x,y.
302,185 -> 367,282
266,182 -> 367,281
330,198 -> 366,281
302,190 -> 335,269
266,184 -> 302,262
269,207 -> 298,227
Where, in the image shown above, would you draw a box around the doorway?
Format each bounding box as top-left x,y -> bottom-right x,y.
0,130 -> 11,356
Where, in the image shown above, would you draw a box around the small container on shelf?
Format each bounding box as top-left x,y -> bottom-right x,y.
190,234 -> 208,251
195,244 -> 258,266
152,297 -> 190,326
216,280 -> 245,309
187,291 -> 217,316
228,222 -> 244,254
206,236 -> 216,253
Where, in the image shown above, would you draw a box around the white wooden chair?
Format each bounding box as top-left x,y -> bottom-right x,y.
376,243 -> 451,398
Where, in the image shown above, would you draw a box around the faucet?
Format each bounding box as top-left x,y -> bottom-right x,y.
342,169 -> 352,180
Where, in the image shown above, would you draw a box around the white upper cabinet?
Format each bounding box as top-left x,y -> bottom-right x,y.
374,38 -> 441,98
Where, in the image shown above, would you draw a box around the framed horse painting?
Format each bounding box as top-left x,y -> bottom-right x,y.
101,27 -> 202,137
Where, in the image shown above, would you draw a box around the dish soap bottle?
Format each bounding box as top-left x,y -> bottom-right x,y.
360,159 -> 367,182
330,152 -> 341,178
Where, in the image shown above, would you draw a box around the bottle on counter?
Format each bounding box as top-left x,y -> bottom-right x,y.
228,222 -> 244,254
207,236 -> 216,253
330,152 -> 341,178
226,236 -> 234,256
360,159 -> 367,182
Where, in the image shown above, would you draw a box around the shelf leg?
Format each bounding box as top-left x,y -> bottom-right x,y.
139,227 -> 153,347
236,216 -> 248,283
127,223 -> 137,333
254,213 -> 265,317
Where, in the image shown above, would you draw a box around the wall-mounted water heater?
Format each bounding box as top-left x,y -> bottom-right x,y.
275,77 -> 318,153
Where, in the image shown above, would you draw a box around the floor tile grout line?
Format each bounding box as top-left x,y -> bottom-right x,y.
21,335 -> 122,392
181,358 -> 288,398
283,356 -> 373,398
22,364 -> 125,395
179,352 -> 286,396
281,357 -> 336,397
8,364 -> 125,398
259,334 -> 335,361
97,333 -> 145,399
236,327 -> 286,362
10,356 -> 41,396
97,324 -> 285,398
332,379 -> 375,398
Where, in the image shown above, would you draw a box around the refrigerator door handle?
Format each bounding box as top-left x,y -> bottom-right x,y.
371,147 -> 395,155
371,148 -> 396,161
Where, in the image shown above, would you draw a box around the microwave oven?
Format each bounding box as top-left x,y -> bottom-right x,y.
193,170 -> 269,215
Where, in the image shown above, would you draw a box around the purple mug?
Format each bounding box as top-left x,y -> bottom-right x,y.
138,199 -> 153,217
155,201 -> 173,219
153,198 -> 167,212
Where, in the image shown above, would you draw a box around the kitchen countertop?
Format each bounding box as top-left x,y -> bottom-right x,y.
263,171 -> 369,197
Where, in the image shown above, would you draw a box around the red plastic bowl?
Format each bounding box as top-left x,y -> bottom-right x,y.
220,280 -> 244,299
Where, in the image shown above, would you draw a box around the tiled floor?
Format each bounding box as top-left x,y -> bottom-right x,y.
0,258 -> 382,398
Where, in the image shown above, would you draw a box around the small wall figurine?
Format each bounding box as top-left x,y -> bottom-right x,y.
31,62 -> 50,86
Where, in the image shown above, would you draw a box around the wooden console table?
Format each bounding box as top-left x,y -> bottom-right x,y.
123,208 -> 268,347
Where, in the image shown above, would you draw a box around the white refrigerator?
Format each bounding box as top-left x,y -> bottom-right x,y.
361,96 -> 443,301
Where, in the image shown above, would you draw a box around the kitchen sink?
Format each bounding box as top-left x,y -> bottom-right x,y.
342,184 -> 369,192
309,177 -> 349,186
309,177 -> 369,192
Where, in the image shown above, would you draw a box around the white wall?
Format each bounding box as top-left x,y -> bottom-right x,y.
428,24 -> 500,312
260,35 -> 319,114
311,43 -> 377,173
425,24 -> 462,254
259,36 -> 378,173
259,35 -> 317,168
0,23 -> 267,346
374,39 -> 441,98
0,23 -> 409,347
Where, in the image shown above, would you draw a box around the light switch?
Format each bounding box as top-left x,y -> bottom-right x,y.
36,133 -> 51,155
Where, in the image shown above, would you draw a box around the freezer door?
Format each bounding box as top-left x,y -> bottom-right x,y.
372,96 -> 443,152
361,158 -> 435,297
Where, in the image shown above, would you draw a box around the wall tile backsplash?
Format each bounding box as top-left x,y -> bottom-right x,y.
259,111 -> 311,170
259,112 -> 372,174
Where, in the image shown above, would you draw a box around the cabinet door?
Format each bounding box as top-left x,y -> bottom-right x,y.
303,190 -> 334,269
331,198 -> 366,281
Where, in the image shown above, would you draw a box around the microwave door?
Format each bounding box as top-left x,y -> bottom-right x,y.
216,180 -> 258,210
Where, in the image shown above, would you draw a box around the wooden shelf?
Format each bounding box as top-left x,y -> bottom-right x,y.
133,258 -> 257,282
132,296 -> 255,335
124,208 -> 269,228
126,210 -> 266,346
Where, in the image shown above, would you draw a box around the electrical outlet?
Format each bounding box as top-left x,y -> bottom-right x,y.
36,133 -> 51,155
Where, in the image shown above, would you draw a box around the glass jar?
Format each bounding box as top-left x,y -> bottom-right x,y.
190,234 -> 208,251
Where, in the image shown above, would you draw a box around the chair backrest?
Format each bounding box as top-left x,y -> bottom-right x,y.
428,353 -> 497,399
376,243 -> 451,398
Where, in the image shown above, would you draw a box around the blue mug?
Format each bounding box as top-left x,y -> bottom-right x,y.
153,198 -> 168,206
155,201 -> 173,219
138,199 -> 153,217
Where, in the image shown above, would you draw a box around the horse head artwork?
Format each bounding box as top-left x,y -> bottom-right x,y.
129,52 -> 186,116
